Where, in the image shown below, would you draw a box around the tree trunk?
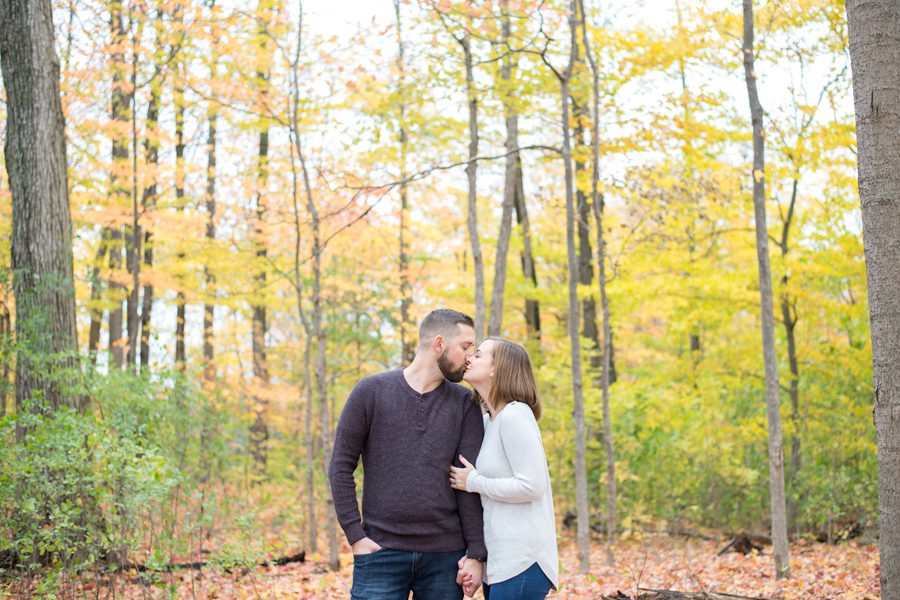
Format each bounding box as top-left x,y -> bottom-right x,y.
0,0 -> 80,438
557,0 -> 590,573
203,108 -> 217,381
126,32 -> 141,371
0,299 -> 11,417
174,55 -> 186,370
742,0 -> 790,578
460,31 -> 485,343
88,234 -> 107,361
108,1 -> 130,370
514,157 -> 541,343
394,0 -> 415,365
139,28 -> 163,372
290,3 -> 318,556
250,122 -> 270,481
580,0 -> 616,566
573,102 -> 601,374
845,1 -> 900,596
487,0 -> 517,338
780,177 -> 800,533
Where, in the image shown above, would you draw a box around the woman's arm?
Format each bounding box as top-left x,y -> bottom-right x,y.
466,405 -> 547,503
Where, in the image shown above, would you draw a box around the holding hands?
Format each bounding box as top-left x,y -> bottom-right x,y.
449,455 -> 476,491
456,555 -> 483,598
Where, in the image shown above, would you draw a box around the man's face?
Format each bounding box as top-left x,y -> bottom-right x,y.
436,325 -> 476,383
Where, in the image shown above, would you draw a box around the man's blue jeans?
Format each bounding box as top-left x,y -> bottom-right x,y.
350,548 -> 466,600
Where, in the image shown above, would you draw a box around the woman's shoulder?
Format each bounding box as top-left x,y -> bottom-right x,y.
499,400 -> 537,423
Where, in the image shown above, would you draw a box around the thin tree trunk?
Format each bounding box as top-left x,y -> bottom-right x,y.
580,0 -> 616,566
0,300 -> 11,417
487,0 -> 517,338
290,4 -> 318,555
513,158 -> 541,342
108,1 -> 130,370
780,177 -> 800,533
0,0 -> 80,437
742,0 -> 790,578
126,17 -> 143,371
203,107 -> 217,381
573,102 -> 601,372
845,1 -> 900,596
394,0 -> 415,364
461,31 -> 485,342
296,2 -> 338,568
552,0 -> 590,573
88,235 -> 107,361
139,17 -> 163,371
174,54 -> 187,370
250,120 -> 270,480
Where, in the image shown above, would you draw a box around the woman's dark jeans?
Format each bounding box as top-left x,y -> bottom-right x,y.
483,563 -> 553,600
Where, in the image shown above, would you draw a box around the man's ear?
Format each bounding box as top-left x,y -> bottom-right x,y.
433,335 -> 445,353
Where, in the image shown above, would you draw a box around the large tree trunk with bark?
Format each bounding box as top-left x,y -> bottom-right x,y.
846,1 -> 900,596
742,0 -> 790,578
0,0 -> 80,438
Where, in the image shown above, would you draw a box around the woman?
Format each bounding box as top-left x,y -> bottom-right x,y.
449,337 -> 558,599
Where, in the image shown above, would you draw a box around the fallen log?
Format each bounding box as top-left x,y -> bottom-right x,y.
636,588 -> 769,600
119,550 -> 306,573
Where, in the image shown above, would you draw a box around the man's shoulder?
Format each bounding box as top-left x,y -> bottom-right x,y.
443,381 -> 475,403
353,369 -> 403,394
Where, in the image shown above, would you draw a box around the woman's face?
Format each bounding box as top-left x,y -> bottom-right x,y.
463,339 -> 495,386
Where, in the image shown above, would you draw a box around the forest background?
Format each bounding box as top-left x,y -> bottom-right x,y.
0,0 -> 875,596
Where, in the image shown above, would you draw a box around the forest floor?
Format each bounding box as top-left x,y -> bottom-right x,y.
3,533 -> 878,599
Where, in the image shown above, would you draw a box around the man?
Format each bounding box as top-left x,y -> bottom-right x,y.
329,309 -> 486,599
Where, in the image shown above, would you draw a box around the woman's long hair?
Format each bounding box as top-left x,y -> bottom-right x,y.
475,337 -> 542,421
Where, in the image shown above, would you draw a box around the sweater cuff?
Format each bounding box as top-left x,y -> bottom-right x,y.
465,469 -> 481,494
344,522 -> 366,546
466,544 -> 488,562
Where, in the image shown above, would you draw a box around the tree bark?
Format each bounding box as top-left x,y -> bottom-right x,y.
514,157 -> 541,343
139,15 -> 164,371
0,0 -> 80,437
174,52 -> 187,370
0,299 -> 11,417
461,31 -> 485,343
554,0 -> 590,573
394,0 -> 415,365
203,107 -> 217,381
487,0 -> 517,338
580,0 -> 616,566
250,118 -> 270,480
88,235 -> 107,361
780,177 -> 800,533
845,1 -> 900,596
742,0 -> 790,578
574,101 -> 601,373
108,1 -> 130,370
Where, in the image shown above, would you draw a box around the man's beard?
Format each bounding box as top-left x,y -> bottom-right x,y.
438,350 -> 466,383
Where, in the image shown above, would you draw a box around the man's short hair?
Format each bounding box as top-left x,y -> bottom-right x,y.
418,309 -> 475,349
